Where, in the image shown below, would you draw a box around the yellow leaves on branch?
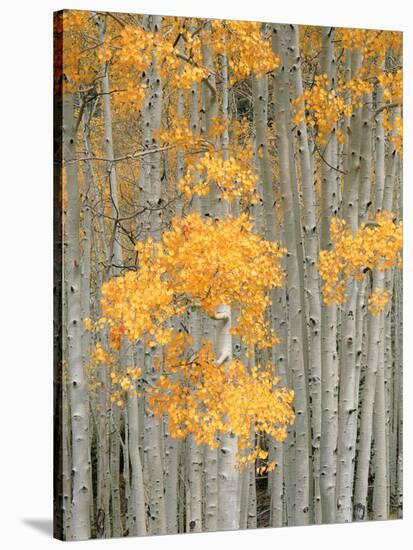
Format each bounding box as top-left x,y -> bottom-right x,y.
62,14 -> 279,105
62,11 -> 101,93
110,366 -> 142,407
100,242 -> 175,346
94,343 -> 112,364
158,122 -> 205,154
100,213 -> 286,350
368,288 -> 390,316
379,70 -> 403,155
156,213 -> 285,349
292,73 -> 372,145
379,69 -> 403,105
148,336 -> 295,467
292,28 -> 402,146
178,149 -> 258,204
159,114 -> 258,205
336,28 -> 402,61
317,212 -> 402,309
209,20 -> 279,83
392,115 -> 403,155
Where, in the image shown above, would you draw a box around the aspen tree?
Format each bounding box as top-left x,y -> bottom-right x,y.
273,24 -> 310,526
57,14 -> 403,537
289,24 -> 323,524
64,92 -> 91,540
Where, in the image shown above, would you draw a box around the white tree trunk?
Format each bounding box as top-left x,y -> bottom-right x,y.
64,92 -> 91,540
273,24 -> 310,526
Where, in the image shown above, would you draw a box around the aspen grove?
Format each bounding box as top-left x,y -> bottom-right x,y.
54,11 -> 403,540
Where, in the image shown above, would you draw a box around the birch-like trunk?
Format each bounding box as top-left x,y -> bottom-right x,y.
372,323 -> 387,520
353,274 -> 384,520
336,47 -> 363,523
142,16 -> 167,536
273,24 -> 310,526
127,392 -> 147,535
215,304 -> 239,530
318,26 -> 340,525
64,92 -> 91,540
290,24 -> 322,523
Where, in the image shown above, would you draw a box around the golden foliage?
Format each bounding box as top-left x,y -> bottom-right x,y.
147,335 -> 295,466
292,73 -> 372,144
368,288 -> 390,316
178,149 -> 258,204
100,213 -> 286,350
292,30 -> 402,145
209,20 -> 279,83
317,212 -> 402,307
336,28 -> 402,60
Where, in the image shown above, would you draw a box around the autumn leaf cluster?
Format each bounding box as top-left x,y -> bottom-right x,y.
100,212 -> 286,350
317,212 -> 402,311
147,334 -> 295,466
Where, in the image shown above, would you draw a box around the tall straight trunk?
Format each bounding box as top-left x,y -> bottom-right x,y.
216,303 -> 239,530
62,375 -> 72,537
396,302 -> 403,519
390,296 -> 399,513
93,16 -> 125,538
336,47 -> 363,524
247,466 -> 257,529
354,74 -> 394,520
342,49 -> 362,231
187,310 -> 203,533
252,74 -> 276,242
394,270 -> 403,518
204,445 -> 218,531
81,110 -> 95,535
359,92 -> 373,224
64,92 -> 91,540
269,279 -> 289,527
353,274 -> 384,520
319,26 -> 339,525
141,16 -> 167,536
216,43 -> 239,530
80,113 -> 92,370
127,392 -> 147,535
374,69 -> 385,212
199,29 -> 237,531
187,435 -> 203,532
238,469 -> 248,529
252,57 -> 286,527
94,15 -> 123,272
372,326 -> 387,520
200,307 -> 218,548
174,39 -> 185,217
97,364 -> 111,537
182,78 -> 203,533
90,226 -> 111,538
382,106 -> 400,213
110,405 -> 122,536
290,24 -> 322,523
144,410 -> 166,534
164,421 -> 179,534
273,24 -> 310,526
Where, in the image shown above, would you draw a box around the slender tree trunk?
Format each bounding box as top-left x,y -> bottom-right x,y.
215,304 -> 239,531
318,26 -> 340,525
372,325 -> 387,520
127,392 -> 147,535
290,25 -> 323,523
164,420 -> 179,534
336,47 -> 363,524
64,92 -> 91,540
353,276 -> 384,520
273,24 -> 310,526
